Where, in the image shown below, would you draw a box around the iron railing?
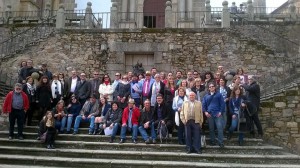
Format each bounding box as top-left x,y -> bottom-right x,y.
0,69 -> 16,96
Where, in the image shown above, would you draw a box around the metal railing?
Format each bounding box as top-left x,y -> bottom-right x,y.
230,13 -> 300,99
0,69 -> 16,96
0,16 -> 56,59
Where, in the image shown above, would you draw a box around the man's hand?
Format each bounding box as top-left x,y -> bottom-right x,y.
122,123 -> 127,127
82,116 -> 86,120
216,112 -> 222,118
232,115 -> 236,119
109,124 -> 114,129
87,115 -> 92,119
205,112 -> 211,118
144,122 -> 149,129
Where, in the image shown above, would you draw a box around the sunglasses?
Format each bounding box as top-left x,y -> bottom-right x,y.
15,88 -> 22,90
94,74 -> 99,75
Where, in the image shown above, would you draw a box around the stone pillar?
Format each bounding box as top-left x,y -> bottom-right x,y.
129,0 -> 136,21
121,0 -> 128,20
44,3 -> 51,19
288,0 -> 296,21
56,4 -> 65,29
179,0 -> 185,20
222,1 -> 230,28
136,0 -> 144,28
84,2 -> 93,28
165,1 -> 172,28
5,4 -> 12,24
110,2 -> 118,29
205,0 -> 211,25
187,0 -> 193,19
247,0 -> 254,21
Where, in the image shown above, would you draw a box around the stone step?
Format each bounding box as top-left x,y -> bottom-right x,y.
1,131 -> 265,146
0,138 -> 279,155
0,164 -> 64,168
1,154 -> 299,168
0,149 -> 299,166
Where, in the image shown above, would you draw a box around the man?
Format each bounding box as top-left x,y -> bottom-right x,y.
127,71 -> 133,82
140,71 -> 154,104
138,99 -> 156,144
75,73 -> 91,106
39,63 -> 53,81
89,70 -> 101,99
73,94 -> 99,135
175,70 -> 183,87
2,83 -> 29,140
193,70 -> 200,79
130,74 -> 142,108
112,72 -> 121,91
191,78 -> 206,102
242,76 -> 263,138
65,70 -> 80,103
181,92 -> 203,154
151,67 -> 157,79
148,74 -> 165,108
19,59 -> 38,84
202,82 -> 225,148
120,99 -> 141,144
153,94 -> 173,135
187,71 -> 195,88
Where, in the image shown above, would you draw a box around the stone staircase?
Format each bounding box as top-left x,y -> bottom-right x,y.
0,121 -> 299,168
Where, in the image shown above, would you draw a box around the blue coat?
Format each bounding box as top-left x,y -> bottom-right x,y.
202,92 -> 225,117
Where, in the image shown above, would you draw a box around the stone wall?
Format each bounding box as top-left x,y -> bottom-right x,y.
260,86 -> 300,154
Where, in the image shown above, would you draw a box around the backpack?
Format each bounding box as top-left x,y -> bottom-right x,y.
157,121 -> 169,143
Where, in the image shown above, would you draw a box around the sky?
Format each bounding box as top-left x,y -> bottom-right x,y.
76,0 -> 287,13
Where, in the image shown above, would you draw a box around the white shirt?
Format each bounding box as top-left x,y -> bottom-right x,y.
70,77 -> 77,93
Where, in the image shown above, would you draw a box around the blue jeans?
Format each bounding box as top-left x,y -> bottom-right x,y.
207,115 -> 224,145
66,115 -> 77,132
229,115 -> 239,133
138,122 -> 156,141
55,116 -> 67,132
110,123 -> 120,138
120,124 -> 138,140
73,115 -> 95,133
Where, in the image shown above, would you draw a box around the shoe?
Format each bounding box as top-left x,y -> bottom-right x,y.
46,145 -> 51,149
186,150 -> 192,154
219,144 -> 225,148
132,139 -> 137,144
8,136 -> 13,140
88,132 -> 93,135
145,139 -> 151,144
119,139 -> 125,144
18,136 -> 24,140
109,137 -> 114,143
152,139 -> 156,144
72,132 -> 77,135
50,144 -> 55,149
59,131 -> 64,134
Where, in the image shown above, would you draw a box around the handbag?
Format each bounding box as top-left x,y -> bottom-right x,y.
175,111 -> 180,126
40,131 -> 47,143
201,135 -> 206,148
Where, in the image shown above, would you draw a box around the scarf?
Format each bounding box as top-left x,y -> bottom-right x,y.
151,81 -> 161,106
26,83 -> 35,96
104,81 -> 110,85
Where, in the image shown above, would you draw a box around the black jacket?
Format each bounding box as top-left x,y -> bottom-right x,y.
153,102 -> 172,125
104,108 -> 123,126
139,108 -> 154,126
243,81 -> 260,113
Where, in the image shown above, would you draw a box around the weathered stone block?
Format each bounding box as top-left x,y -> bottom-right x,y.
282,109 -> 293,117
287,122 -> 298,128
274,121 -> 285,128
275,102 -> 286,108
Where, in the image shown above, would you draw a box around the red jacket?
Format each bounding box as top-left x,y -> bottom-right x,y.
122,107 -> 140,126
2,91 -> 29,113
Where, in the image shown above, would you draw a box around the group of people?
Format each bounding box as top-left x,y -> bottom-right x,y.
2,59 -> 263,153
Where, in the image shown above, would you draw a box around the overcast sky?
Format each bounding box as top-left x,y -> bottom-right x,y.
76,0 -> 287,12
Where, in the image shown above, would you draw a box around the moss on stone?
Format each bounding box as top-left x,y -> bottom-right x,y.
260,101 -> 275,108
286,90 -> 299,96
273,96 -> 286,102
247,40 -> 257,45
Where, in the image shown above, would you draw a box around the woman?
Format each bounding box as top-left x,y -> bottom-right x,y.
236,67 -> 248,85
66,95 -> 81,134
52,100 -> 67,133
174,79 -> 191,98
149,74 -> 165,108
217,77 -> 231,130
36,76 -> 52,121
22,76 -> 37,126
38,111 -> 56,149
172,87 -> 188,145
203,71 -> 215,89
164,76 -> 176,108
138,74 -> 145,81
99,74 -> 114,103
113,75 -> 131,110
50,74 -> 62,108
228,86 -> 247,146
58,72 -> 68,101
94,97 -> 111,134
103,102 -> 123,143
191,78 -> 206,102
160,72 -> 168,85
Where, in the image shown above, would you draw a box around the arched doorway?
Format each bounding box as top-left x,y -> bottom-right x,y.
143,0 -> 168,28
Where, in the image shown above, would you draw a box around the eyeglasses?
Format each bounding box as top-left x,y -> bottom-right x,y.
15,88 -> 21,90
209,86 -> 215,88
94,74 -> 99,75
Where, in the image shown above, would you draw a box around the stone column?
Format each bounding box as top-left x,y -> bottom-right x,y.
44,3 -> 51,19
221,1 -> 230,28
179,0 -> 186,20
84,2 -> 93,28
5,4 -> 12,20
247,0 -> 254,21
136,0 -> 144,28
110,2 -> 118,29
129,0 -> 136,21
205,0 -> 211,25
288,0 -> 296,21
56,4 -> 65,29
187,0 -> 193,19
165,1 -> 172,28
121,0 -> 128,20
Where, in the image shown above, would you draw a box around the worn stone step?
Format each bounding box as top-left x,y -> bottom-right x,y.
1,154 -> 299,168
0,149 -> 299,166
0,131 -> 265,146
0,164 -> 64,168
0,139 -> 281,155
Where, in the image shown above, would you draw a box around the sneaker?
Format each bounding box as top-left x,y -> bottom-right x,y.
152,139 -> 156,144
50,144 -> 55,149
132,139 -> 137,144
72,132 -> 77,135
145,139 -> 151,144
8,136 -> 13,140
46,145 -> 51,149
88,132 -> 93,135
219,143 -> 225,148
119,139 -> 125,144
36,137 -> 41,140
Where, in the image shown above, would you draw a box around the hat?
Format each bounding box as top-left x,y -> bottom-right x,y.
128,98 -> 135,104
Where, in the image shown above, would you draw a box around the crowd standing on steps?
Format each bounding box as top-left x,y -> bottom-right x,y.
2,59 -> 264,152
